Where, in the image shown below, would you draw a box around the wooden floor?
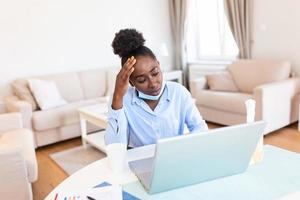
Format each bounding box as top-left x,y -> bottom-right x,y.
32,122 -> 300,200
264,123 -> 300,153
32,138 -> 82,200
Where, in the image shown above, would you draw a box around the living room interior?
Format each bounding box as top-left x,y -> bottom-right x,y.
1,0 -> 300,199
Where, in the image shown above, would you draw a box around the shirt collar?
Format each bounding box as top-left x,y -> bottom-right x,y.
132,89 -> 142,105
165,82 -> 171,101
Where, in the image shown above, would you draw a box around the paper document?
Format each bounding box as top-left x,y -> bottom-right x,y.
56,185 -> 122,200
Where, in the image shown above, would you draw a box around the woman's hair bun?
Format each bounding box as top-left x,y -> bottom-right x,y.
112,28 -> 145,58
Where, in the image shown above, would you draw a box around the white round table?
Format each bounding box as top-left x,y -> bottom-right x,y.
45,145 -> 300,200
45,145 -> 155,200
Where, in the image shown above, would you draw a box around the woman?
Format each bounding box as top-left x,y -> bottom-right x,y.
105,28 -> 208,148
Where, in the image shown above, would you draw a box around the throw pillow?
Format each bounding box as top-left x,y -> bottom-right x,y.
206,71 -> 239,92
12,79 -> 39,111
28,79 -> 67,110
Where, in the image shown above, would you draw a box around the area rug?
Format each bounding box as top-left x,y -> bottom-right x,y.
50,145 -> 106,175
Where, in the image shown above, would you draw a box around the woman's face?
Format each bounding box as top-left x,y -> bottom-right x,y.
129,55 -> 163,96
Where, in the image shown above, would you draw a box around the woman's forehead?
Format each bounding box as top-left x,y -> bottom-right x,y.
132,56 -> 159,74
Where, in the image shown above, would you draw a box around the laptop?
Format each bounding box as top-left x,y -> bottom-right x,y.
129,121 -> 267,194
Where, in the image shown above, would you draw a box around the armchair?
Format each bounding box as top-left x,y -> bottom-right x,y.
0,113 -> 38,200
190,60 -> 300,134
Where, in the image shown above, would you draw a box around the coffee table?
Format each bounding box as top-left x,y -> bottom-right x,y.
78,103 -> 108,153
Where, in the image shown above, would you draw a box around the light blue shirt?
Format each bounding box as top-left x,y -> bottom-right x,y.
105,81 -> 208,147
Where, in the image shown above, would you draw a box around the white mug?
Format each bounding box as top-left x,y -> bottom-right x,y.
106,143 -> 129,174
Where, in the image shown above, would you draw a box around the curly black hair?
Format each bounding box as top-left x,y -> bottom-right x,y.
111,28 -> 156,66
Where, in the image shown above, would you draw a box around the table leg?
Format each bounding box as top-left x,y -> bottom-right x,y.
80,117 -> 88,148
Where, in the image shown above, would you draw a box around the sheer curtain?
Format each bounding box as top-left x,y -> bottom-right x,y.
186,0 -> 238,62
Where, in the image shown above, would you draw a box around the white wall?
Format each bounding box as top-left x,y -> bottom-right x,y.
0,0 -> 174,99
252,0 -> 300,76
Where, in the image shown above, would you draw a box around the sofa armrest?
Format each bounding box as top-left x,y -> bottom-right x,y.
189,77 -> 208,97
253,77 -> 300,133
0,129 -> 38,182
98,95 -> 110,103
0,148 -> 32,200
5,96 -> 33,129
105,69 -> 118,97
0,113 -> 23,134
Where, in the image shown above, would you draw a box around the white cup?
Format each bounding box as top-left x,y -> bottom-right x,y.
106,143 -> 129,174
245,99 -> 264,165
245,99 -> 256,123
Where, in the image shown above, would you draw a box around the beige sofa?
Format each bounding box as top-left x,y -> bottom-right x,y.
0,113 -> 37,200
5,68 -> 115,147
190,60 -> 300,134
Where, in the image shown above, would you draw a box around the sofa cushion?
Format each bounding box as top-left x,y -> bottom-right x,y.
228,60 -> 291,93
77,69 -> 107,99
206,71 -> 239,92
28,79 -> 67,110
32,97 -> 108,131
12,79 -> 39,111
37,72 -> 85,102
196,90 -> 252,114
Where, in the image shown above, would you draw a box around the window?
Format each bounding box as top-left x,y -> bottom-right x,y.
186,0 -> 239,62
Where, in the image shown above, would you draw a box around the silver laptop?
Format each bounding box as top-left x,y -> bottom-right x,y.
129,121 -> 266,194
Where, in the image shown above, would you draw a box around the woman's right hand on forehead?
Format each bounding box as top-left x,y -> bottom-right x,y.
112,56 -> 136,110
